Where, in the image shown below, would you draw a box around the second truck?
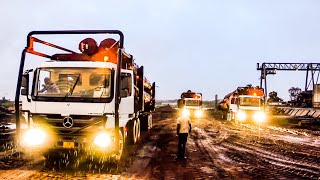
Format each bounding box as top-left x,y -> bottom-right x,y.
177,90 -> 203,118
218,85 -> 266,124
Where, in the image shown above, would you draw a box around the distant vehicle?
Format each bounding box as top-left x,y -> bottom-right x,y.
177,90 -> 203,118
15,30 -> 155,162
218,85 -> 266,124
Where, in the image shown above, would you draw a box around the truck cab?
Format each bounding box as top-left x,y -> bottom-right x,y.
178,90 -> 203,118
232,87 -> 266,124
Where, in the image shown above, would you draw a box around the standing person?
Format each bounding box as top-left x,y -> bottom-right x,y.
176,112 -> 191,160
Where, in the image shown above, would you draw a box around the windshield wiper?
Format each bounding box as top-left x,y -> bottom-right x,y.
63,74 -> 80,99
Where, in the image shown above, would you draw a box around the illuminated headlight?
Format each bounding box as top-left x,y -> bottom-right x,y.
196,110 -> 203,117
236,111 -> 247,121
94,132 -> 112,148
253,111 -> 266,123
22,128 -> 47,146
182,109 -> 190,117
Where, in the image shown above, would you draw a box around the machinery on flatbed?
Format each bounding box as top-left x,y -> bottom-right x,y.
177,90 -> 203,118
15,30 -> 155,161
218,85 -> 266,124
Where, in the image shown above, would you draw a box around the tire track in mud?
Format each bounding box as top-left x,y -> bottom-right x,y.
0,152 -> 45,180
208,121 -> 320,179
222,142 -> 320,179
195,117 -> 320,179
191,121 -> 248,179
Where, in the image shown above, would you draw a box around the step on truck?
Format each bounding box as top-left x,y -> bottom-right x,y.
15,30 -> 156,162
177,90 -> 203,118
218,85 -> 266,124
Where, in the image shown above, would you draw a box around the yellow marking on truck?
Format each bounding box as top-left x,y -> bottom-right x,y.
63,142 -> 75,148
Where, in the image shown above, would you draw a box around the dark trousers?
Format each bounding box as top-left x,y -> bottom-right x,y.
177,133 -> 188,158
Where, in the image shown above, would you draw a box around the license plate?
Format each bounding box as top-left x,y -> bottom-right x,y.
63,142 -> 75,149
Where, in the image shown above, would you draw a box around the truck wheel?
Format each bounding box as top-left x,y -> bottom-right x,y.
113,130 -> 124,161
135,119 -> 140,142
126,120 -> 138,145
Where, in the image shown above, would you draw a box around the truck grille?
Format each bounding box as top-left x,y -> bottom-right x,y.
32,114 -> 105,135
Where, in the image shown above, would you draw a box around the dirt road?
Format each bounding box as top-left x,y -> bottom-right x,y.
0,107 -> 319,179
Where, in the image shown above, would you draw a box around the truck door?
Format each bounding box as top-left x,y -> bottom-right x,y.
119,72 -> 134,118
229,97 -> 238,113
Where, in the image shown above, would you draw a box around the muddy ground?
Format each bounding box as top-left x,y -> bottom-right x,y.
0,106 -> 319,179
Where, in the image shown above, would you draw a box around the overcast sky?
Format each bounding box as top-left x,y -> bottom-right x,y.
1,0 -> 320,101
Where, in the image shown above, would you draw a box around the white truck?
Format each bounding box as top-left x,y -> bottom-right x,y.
14,30 -> 155,161
219,85 -> 266,124
177,90 -> 203,118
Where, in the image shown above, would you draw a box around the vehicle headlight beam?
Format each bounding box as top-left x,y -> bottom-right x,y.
195,109 -> 203,117
254,111 -> 266,123
94,132 -> 112,148
236,111 -> 247,121
182,109 -> 190,117
22,128 -> 47,147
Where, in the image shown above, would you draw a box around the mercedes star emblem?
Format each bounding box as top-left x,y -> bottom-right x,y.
63,116 -> 74,128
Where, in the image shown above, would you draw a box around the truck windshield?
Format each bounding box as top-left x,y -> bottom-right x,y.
35,68 -> 112,99
239,97 -> 260,107
185,99 -> 201,106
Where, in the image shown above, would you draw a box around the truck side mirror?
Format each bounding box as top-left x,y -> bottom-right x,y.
21,74 -> 29,96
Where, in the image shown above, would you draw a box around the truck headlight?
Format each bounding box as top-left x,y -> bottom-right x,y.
253,111 -> 266,123
236,111 -> 246,121
94,132 -> 112,148
182,109 -> 190,117
22,128 -> 47,146
196,110 -> 203,117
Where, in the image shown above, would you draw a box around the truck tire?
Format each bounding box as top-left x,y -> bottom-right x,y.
126,119 -> 139,145
136,119 -> 140,141
113,130 -> 124,162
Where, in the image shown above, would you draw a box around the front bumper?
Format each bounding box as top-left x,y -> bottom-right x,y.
181,108 -> 204,118
235,110 -> 267,124
19,129 -> 119,154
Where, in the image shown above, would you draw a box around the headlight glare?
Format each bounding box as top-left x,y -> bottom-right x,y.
236,111 -> 246,121
94,132 -> 112,148
182,109 -> 190,117
196,109 -> 203,117
254,111 -> 266,122
22,128 -> 47,146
